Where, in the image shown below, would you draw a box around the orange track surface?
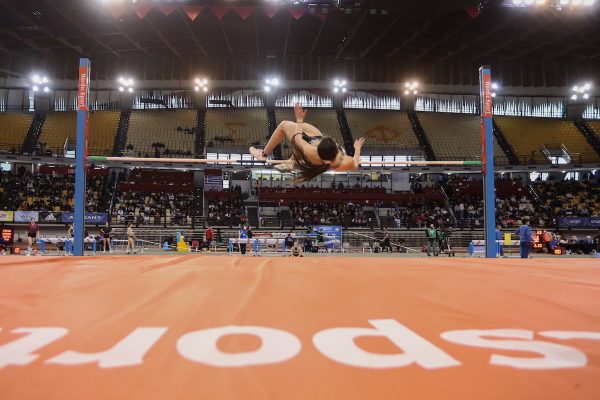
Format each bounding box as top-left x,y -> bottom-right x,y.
0,256 -> 599,399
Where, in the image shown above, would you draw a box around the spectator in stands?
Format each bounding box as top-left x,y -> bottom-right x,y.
250,103 -> 366,180
516,219 -> 532,259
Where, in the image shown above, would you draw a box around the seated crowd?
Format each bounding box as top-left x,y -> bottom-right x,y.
111,191 -> 193,225
206,186 -> 246,227
0,168 -> 105,212
289,201 -> 373,228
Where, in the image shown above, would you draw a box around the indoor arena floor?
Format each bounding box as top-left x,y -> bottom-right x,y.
0,255 -> 599,399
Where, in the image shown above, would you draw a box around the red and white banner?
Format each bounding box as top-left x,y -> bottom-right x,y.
77,66 -> 89,112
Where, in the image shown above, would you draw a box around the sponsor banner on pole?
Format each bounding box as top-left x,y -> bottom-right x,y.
14,211 -> 39,222
39,212 -> 62,224
0,210 -> 14,222
60,212 -> 109,224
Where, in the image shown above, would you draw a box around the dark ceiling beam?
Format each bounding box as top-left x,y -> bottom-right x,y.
360,15 -> 400,59
475,22 -> 542,59
0,67 -> 24,78
254,12 -> 260,56
414,17 -> 473,61
309,15 -> 327,57
103,12 -> 149,55
178,11 -> 207,57
218,18 -> 234,56
283,15 -> 292,57
542,16 -> 600,60
0,27 -> 53,56
42,1 -> 114,57
145,18 -> 182,58
335,11 -> 367,59
2,0 -> 82,56
386,12 -> 444,59
441,15 -> 516,61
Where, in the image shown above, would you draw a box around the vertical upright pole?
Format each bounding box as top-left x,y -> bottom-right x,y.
74,58 -> 91,256
479,66 -> 496,258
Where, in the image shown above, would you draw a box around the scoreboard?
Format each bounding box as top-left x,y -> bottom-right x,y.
2,227 -> 14,246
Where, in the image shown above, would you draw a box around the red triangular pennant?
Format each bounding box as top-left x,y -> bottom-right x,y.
108,5 -> 126,19
159,6 -> 177,16
288,7 -> 306,21
181,5 -> 205,21
134,5 -> 153,20
234,7 -> 255,20
261,6 -> 279,19
209,6 -> 232,20
464,6 -> 480,19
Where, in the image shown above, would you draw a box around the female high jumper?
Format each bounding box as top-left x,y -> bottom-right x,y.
250,103 -> 366,181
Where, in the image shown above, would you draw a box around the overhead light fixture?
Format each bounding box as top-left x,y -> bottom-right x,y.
194,78 -> 209,93
333,79 -> 347,94
404,81 -> 419,95
570,81 -> 593,102
31,74 -> 50,93
118,76 -> 135,93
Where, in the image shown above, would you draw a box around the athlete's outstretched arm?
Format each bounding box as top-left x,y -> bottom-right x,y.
334,138 -> 365,172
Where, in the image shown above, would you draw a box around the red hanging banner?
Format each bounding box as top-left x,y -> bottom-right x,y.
288,7 -> 306,21
134,5 -> 153,20
209,6 -> 232,20
159,6 -> 177,16
261,6 -> 280,19
234,7 -> 255,20
181,5 -> 205,21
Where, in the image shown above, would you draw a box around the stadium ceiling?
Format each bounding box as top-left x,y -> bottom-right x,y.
0,0 -> 599,87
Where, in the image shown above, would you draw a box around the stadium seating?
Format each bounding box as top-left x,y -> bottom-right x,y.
0,113 -> 32,152
417,112 -> 508,164
127,110 -> 196,157
89,111 -> 120,156
345,110 -> 420,153
495,116 -> 597,164
205,108 -> 268,152
275,108 -> 343,157
588,120 -> 600,140
38,112 -> 77,152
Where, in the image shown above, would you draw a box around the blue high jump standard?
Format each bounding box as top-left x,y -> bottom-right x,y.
479,66 -> 497,258
73,58 -> 91,257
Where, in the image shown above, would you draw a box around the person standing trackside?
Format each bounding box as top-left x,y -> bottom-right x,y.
126,222 -> 137,254
426,224 -> 438,256
247,226 -> 255,256
101,222 -> 112,254
382,228 -> 393,253
238,224 -> 248,255
26,218 -> 39,255
204,225 -> 213,252
516,219 -> 533,259
495,225 -> 504,256
66,224 -> 74,256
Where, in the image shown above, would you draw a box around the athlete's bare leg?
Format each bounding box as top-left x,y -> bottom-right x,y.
250,121 -> 324,160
